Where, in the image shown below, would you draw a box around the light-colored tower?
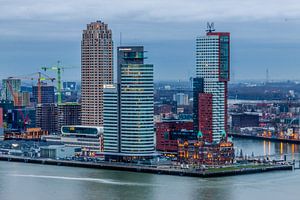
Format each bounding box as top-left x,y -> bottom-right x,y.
118,46 -> 155,155
196,30 -> 230,143
103,84 -> 118,152
103,46 -> 155,155
81,21 -> 113,126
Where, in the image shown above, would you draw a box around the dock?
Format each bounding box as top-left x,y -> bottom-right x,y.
0,155 -> 293,178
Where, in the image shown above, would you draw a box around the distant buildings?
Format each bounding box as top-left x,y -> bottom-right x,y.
103,46 -> 155,156
0,108 -> 3,135
173,93 -> 189,106
231,113 -> 260,129
81,21 -> 113,126
63,82 -> 77,91
0,100 -> 14,129
195,29 -> 230,143
1,78 -> 21,104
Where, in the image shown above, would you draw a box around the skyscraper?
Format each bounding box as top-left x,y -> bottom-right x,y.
103,46 -> 155,156
196,28 -> 230,143
119,46 -> 155,155
103,84 -> 118,152
81,21 -> 113,126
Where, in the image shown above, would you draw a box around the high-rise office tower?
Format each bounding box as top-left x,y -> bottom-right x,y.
81,21 -> 113,126
103,84 -> 118,152
196,28 -> 230,143
103,46 -> 155,155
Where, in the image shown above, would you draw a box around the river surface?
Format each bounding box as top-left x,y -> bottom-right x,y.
1,138 -> 300,200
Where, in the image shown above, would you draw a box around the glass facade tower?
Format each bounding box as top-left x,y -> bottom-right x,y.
103,46 -> 155,155
196,31 -> 230,143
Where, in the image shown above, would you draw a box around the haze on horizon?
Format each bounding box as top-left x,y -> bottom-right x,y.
1,0 -> 300,82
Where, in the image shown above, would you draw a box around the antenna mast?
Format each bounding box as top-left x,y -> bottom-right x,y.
206,22 -> 215,33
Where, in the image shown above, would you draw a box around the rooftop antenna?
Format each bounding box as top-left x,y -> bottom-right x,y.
206,22 -> 215,33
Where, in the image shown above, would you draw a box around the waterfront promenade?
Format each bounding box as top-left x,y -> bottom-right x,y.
0,154 -> 292,178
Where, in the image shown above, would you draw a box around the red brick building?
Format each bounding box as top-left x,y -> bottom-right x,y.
198,93 -> 213,143
156,121 -> 193,152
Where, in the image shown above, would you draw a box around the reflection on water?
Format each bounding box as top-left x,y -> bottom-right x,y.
233,138 -> 300,160
0,138 -> 300,200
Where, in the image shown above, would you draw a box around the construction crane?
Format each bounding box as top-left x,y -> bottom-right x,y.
42,61 -> 76,105
8,72 -> 55,104
6,72 -> 55,130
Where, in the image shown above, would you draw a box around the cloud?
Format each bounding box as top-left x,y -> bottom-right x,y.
0,0 -> 299,41
1,0 -> 300,22
1,0 -> 300,81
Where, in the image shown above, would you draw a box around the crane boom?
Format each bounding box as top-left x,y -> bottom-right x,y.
42,61 -> 76,105
8,72 -> 55,104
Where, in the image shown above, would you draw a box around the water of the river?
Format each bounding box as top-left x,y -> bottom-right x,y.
1,138 -> 300,200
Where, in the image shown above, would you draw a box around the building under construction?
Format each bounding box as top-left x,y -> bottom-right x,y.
36,103 -> 58,134
58,103 -> 81,131
32,85 -> 55,104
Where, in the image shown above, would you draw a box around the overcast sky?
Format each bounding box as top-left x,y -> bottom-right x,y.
1,0 -> 300,82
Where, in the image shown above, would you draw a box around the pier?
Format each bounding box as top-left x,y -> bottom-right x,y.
0,155 -> 293,178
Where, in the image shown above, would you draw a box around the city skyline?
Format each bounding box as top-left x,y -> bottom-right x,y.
1,1 -> 300,81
